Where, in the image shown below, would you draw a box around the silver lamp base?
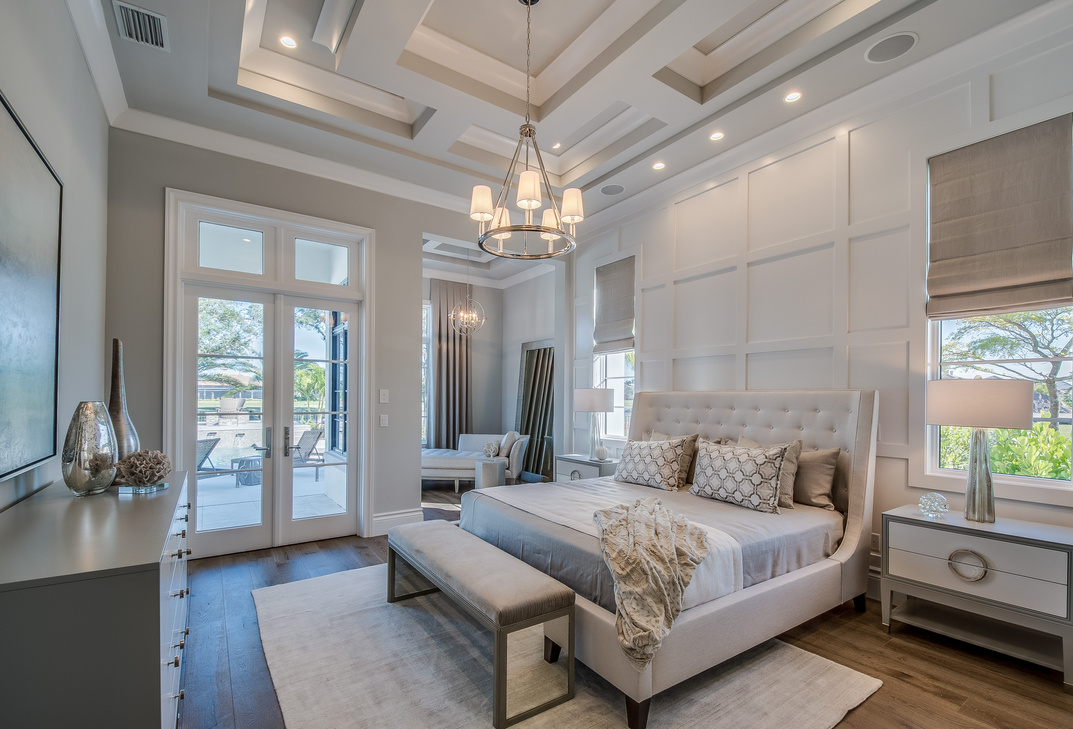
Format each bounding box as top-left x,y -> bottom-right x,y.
965,427 -> 996,523
589,412 -> 606,461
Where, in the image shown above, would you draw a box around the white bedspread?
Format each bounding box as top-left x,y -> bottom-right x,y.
473,481 -> 744,609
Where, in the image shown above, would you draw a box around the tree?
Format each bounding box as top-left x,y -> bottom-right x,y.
940,308 -> 1073,429
197,298 -> 264,396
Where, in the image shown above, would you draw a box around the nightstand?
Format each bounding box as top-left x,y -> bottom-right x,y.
880,505 -> 1073,690
555,453 -> 618,481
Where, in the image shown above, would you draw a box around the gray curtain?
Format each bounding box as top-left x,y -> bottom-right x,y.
517,346 -> 554,477
927,114 -> 1073,318
430,279 -> 471,450
594,257 -> 636,352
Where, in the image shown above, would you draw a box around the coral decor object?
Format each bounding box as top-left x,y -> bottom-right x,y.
115,449 -> 172,488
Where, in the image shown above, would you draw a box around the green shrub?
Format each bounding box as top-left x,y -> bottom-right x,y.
940,423 -> 1071,481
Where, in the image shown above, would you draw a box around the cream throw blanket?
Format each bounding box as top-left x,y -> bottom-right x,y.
594,497 -> 711,669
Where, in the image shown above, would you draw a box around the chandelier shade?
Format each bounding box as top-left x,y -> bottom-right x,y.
470,0 -> 583,260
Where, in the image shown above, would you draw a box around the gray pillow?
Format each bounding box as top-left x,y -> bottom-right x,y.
690,440 -> 787,514
795,448 -> 840,510
737,436 -> 801,510
614,437 -> 692,491
648,431 -> 707,486
498,431 -> 519,458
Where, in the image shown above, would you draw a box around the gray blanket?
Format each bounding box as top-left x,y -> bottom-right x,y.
593,497 -> 711,669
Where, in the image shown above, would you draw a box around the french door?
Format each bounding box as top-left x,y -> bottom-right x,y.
184,285 -> 358,557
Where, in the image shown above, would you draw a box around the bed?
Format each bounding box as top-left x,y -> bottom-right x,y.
459,389 -> 878,729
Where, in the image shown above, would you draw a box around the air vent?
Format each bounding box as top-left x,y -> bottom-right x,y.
112,1 -> 170,51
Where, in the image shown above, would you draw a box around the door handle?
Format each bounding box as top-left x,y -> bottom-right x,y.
283,426 -> 291,457
251,426 -> 272,458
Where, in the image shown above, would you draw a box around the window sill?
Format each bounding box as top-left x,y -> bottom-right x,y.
916,468 -> 1073,509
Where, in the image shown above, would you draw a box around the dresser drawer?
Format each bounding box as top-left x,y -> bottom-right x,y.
888,522 -> 1068,584
557,462 -> 597,481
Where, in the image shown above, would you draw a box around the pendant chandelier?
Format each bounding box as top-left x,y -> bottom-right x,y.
449,250 -> 486,336
469,0 -> 584,260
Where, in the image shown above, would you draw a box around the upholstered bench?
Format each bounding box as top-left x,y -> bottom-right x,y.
387,520 -> 575,728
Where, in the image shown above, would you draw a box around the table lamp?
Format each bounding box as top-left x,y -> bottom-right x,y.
574,388 -> 614,461
925,378 -> 1033,522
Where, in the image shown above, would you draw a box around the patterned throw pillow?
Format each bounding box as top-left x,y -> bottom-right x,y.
738,436 -> 801,510
690,440 -> 788,514
483,442 -> 500,458
614,437 -> 691,491
645,432 -> 700,488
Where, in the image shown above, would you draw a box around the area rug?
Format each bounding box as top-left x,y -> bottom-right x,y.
252,564 -> 881,729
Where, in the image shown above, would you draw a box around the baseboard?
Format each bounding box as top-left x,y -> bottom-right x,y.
368,508 -> 424,537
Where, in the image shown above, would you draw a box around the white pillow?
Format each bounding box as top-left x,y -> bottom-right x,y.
498,431 -> 519,458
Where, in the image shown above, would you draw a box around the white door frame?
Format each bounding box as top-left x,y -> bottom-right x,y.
164,189 -> 375,554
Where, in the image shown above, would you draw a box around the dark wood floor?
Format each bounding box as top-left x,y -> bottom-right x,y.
179,484 -> 1073,729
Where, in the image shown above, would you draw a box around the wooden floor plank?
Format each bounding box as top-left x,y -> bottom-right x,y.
179,488 -> 1072,729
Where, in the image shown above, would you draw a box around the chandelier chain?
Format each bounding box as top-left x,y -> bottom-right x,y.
525,0 -> 531,125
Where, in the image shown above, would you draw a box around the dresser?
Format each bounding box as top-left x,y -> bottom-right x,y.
555,453 -> 618,481
880,505 -> 1072,690
0,472 -> 190,729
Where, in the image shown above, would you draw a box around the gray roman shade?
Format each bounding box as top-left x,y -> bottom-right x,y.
593,256 -> 635,353
927,114 -> 1073,319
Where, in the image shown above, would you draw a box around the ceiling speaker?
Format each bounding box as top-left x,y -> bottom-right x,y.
865,32 -> 917,63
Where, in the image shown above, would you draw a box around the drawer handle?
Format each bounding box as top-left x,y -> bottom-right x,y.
171,588 -> 189,599
174,529 -> 187,538
172,690 -> 185,701
947,549 -> 989,582
570,470 -> 581,481
166,656 -> 179,668
173,639 -> 185,650
178,514 -> 189,522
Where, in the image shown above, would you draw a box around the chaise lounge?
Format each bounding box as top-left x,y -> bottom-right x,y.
422,432 -> 530,491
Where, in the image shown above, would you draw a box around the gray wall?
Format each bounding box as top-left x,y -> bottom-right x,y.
0,1 -> 110,511
421,277 -> 504,435
501,271 -> 557,431
107,128 -> 473,529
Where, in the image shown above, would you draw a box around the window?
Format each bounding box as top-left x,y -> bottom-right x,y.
932,306 -> 1073,484
594,350 -> 634,439
421,301 -> 432,447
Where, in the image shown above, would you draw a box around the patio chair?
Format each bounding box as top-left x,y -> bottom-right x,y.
195,437 -> 220,472
293,429 -> 324,481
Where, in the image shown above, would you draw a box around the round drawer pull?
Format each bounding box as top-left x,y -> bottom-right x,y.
947,549 -> 989,582
570,469 -> 581,481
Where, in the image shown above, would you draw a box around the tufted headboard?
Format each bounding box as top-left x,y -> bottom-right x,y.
629,390 -> 879,600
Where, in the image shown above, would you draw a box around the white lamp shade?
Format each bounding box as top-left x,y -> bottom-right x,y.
540,209 -> 561,240
491,207 -> 512,239
561,188 -> 584,224
517,170 -> 542,210
470,185 -> 493,222
926,379 -> 1033,429
574,388 -> 614,413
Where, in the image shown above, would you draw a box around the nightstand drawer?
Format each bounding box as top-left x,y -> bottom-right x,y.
888,522 -> 1068,584
886,547 -> 1068,617
557,462 -> 599,480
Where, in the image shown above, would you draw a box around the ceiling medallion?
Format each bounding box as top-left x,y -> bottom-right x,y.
469,0 -> 583,260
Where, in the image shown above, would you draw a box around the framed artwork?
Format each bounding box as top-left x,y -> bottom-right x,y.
0,89 -> 63,480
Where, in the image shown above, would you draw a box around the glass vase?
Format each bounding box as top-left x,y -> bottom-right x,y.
61,401 -> 118,496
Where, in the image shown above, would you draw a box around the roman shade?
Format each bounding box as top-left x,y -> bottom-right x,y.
926,114 -> 1073,319
593,256 -> 635,353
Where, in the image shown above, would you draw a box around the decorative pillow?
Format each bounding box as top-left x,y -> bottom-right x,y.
647,431 -> 706,486
614,437 -> 692,491
738,436 -> 801,510
794,448 -> 840,510
499,431 -> 519,458
483,442 -> 500,458
690,440 -> 788,514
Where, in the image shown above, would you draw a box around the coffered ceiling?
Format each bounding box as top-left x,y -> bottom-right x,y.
87,0 -> 1051,277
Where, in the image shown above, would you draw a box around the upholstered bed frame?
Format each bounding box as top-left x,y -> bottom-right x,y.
543,389 -> 879,728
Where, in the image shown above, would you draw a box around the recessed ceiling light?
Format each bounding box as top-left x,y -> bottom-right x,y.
242,238 -> 251,242
710,131 -> 725,141
279,36 -> 297,49
552,142 -> 561,149
784,91 -> 802,103
652,162 -> 665,170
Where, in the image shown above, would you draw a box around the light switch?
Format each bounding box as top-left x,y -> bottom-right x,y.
379,389 -> 389,404
379,414 -> 389,427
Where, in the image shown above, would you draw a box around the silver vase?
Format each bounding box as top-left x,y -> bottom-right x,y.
108,338 -> 139,461
61,401 -> 118,496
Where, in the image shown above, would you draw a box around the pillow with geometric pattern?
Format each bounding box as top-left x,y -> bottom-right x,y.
690,440 -> 791,514
737,436 -> 801,510
614,436 -> 692,491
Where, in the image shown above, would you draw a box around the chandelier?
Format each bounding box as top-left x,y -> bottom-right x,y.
469,0 -> 584,260
449,250 -> 486,336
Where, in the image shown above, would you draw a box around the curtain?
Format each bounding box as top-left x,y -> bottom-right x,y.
594,257 -> 636,353
517,346 -> 554,477
927,114 -> 1073,318
430,279 -> 472,450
